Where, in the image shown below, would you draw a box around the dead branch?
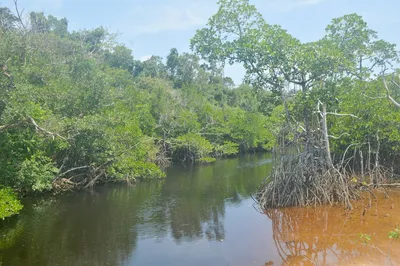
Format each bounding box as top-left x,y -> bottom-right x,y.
13,0 -> 26,30
328,133 -> 350,139
53,165 -> 91,182
325,112 -> 359,119
0,120 -> 25,131
27,117 -> 66,140
371,183 -> 400,187
320,102 -> 333,167
0,117 -> 67,141
383,76 -> 400,108
84,171 -> 105,188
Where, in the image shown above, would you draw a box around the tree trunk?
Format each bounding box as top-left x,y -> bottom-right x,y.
321,103 -> 333,167
301,84 -> 314,169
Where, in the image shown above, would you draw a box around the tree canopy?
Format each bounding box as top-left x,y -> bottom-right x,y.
1,0 -> 400,217
192,0 -> 400,208
0,4 -> 277,218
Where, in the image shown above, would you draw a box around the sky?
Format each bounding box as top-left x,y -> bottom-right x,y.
1,0 -> 400,84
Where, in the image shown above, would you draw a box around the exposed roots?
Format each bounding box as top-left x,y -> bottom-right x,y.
256,155 -> 358,209
256,115 -> 360,209
256,118 -> 396,210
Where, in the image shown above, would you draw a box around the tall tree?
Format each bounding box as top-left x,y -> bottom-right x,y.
166,48 -> 179,79
324,13 -> 398,80
0,7 -> 18,31
104,45 -> 134,71
190,0 -> 344,153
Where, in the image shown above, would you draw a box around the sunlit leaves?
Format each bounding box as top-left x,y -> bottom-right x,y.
0,188 -> 23,219
325,13 -> 399,78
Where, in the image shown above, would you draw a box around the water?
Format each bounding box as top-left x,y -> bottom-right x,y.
1,153 -> 400,266
0,153 -> 276,266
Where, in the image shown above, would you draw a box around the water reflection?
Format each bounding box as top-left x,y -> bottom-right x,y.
1,153 -> 399,266
265,190 -> 400,265
0,153 -> 272,266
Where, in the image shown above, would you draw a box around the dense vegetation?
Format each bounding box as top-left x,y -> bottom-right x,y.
2,0 -> 400,218
191,0 -> 400,208
0,5 -> 278,219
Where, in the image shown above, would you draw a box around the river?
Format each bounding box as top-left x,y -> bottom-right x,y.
0,153 -> 399,266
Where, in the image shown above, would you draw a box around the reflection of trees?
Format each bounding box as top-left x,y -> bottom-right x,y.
0,218 -> 24,252
0,153 -> 273,265
0,183 -> 163,266
265,206 -> 382,265
159,153 -> 272,242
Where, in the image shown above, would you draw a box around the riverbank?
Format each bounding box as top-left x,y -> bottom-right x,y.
1,153 -> 399,265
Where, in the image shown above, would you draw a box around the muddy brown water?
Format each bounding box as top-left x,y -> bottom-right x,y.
0,153 -> 399,266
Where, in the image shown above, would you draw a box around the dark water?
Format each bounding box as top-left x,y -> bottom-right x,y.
2,153 -> 400,266
0,153 -> 278,266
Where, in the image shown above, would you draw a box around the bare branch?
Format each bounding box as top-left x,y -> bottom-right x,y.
55,166 -> 91,180
28,117 -> 67,140
316,100 -> 359,119
383,76 -> 400,108
0,117 -> 67,141
0,120 -> 25,131
13,0 -> 26,30
361,93 -> 386,100
328,133 -> 350,139
325,112 -> 359,119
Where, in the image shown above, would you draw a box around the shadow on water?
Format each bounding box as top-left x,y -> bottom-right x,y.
1,152 -> 399,266
0,153 -> 273,266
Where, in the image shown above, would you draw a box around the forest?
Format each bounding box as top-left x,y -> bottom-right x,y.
190,0 -> 400,209
0,2 -> 279,219
1,0 -> 400,219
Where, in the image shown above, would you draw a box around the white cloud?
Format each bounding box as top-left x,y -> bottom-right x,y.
101,0 -> 325,42
120,1 -> 215,36
122,0 -> 322,36
133,6 -> 205,35
139,55 -> 152,62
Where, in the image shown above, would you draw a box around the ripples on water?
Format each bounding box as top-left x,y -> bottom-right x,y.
0,153 -> 399,266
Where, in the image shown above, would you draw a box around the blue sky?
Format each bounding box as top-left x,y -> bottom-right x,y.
1,0 -> 400,84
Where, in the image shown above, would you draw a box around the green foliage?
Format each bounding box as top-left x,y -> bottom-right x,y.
109,160 -> 165,181
215,141 -> 239,156
198,157 -> 217,164
192,0 -> 400,176
0,3 -> 278,209
104,45 -> 134,71
191,0 -> 343,95
16,152 -> 58,192
263,105 -> 286,150
325,13 -> 398,78
1,1 -> 399,208
0,7 -> 18,31
174,133 -> 214,163
388,228 -> 399,240
328,79 -> 400,162
134,56 -> 167,79
0,188 -> 23,219
226,108 -> 270,151
359,233 -> 372,244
